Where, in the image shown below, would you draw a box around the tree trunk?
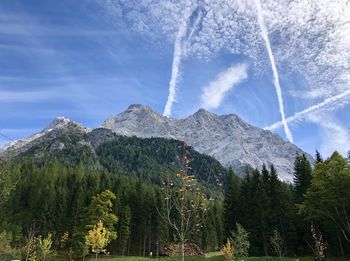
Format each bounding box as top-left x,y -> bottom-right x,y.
262,232 -> 268,256
127,235 -> 131,256
337,230 -> 344,256
95,252 -> 98,261
181,241 -> 185,261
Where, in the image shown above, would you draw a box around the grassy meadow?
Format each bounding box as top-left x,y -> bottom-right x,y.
92,253 -> 330,261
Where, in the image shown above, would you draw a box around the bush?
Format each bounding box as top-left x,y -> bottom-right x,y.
221,239 -> 233,261
0,231 -> 21,261
231,223 -> 250,259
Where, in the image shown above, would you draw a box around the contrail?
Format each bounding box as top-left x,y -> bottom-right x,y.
265,89 -> 350,131
254,0 -> 294,143
163,24 -> 187,117
163,7 -> 202,117
163,7 -> 195,117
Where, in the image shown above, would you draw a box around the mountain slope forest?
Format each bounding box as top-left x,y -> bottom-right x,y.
0,129 -> 350,260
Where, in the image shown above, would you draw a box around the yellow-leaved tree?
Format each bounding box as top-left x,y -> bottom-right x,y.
221,238 -> 234,261
85,220 -> 111,260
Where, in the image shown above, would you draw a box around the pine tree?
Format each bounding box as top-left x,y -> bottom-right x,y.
293,154 -> 312,204
293,154 -> 313,255
261,164 -> 270,185
118,206 -> 131,256
315,150 -> 323,165
268,165 -> 281,225
231,223 -> 250,259
223,167 -> 241,240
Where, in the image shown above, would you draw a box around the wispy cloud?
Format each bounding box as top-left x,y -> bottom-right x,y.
266,90 -> 350,131
200,64 -> 248,110
307,113 -> 350,156
98,0 -> 350,123
0,90 -> 63,102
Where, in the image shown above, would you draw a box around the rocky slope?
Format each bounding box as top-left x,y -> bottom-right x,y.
1,116 -> 90,158
102,104 -> 314,181
1,104 -> 313,181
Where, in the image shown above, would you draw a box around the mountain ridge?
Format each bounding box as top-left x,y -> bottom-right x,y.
102,104 -> 313,181
2,104 -> 313,181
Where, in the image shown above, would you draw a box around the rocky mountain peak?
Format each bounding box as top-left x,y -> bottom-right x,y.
44,116 -> 87,133
1,116 -> 88,158
45,116 -> 72,130
191,108 -> 216,118
102,104 -> 314,181
128,103 -> 151,111
1,104 -> 314,181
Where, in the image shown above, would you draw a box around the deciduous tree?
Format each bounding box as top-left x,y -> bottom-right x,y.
85,220 -> 111,260
160,142 -> 208,261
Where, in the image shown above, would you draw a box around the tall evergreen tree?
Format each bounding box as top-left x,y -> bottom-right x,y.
261,164 -> 270,185
315,150 -> 323,165
223,167 -> 240,240
293,154 -> 313,256
293,154 -> 312,204
118,206 -> 131,256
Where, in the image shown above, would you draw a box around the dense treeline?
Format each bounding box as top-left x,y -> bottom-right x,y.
0,135 -> 225,259
1,132 -> 350,259
224,152 -> 350,257
96,136 -> 226,190
15,133 -> 226,195
0,159 -> 224,258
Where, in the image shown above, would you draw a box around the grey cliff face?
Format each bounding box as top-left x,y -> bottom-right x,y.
1,117 -> 88,158
2,104 -> 313,182
102,105 -> 314,181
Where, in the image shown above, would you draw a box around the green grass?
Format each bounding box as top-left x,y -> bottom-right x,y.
98,255 -> 312,261
97,254 -> 348,261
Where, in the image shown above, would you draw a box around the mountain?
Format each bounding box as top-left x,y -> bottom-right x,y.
2,104 -> 313,182
0,116 -> 226,193
1,116 -> 89,158
102,104 -> 314,181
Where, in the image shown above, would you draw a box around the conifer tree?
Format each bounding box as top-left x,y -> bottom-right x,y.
118,206 -> 131,256
232,223 -> 250,259
293,154 -> 312,204
315,150 -> 323,165
223,167 -> 240,239
261,164 -> 270,185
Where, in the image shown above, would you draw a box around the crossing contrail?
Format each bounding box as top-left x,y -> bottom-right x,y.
265,89 -> 350,131
163,24 -> 187,117
163,6 -> 198,117
163,6 -> 203,117
255,0 -> 294,143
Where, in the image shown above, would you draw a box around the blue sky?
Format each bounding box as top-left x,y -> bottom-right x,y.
0,0 -> 349,158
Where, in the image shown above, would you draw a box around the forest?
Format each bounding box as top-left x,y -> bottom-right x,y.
0,135 -> 350,260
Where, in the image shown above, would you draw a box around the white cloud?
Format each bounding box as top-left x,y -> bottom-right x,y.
99,0 -> 350,131
0,90 -> 59,102
307,113 -> 350,157
200,64 -> 248,110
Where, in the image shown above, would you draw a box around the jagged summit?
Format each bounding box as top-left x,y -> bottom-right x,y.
190,108 -> 216,118
1,105 -> 313,181
45,116 -> 73,130
127,104 -> 153,111
102,104 -> 313,181
1,116 -> 89,157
